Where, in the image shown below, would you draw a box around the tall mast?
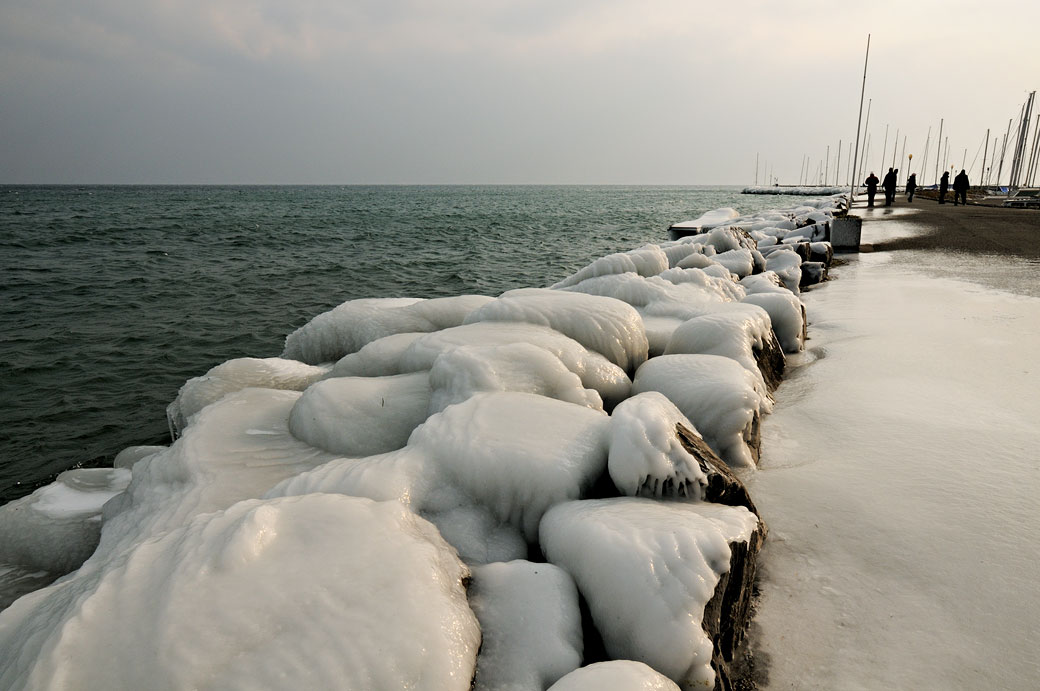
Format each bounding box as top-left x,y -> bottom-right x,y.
981,129 -> 989,187
997,118 -> 1012,186
880,124 -> 889,171
891,128 -> 900,170
934,118 -> 943,184
848,34 -> 870,202
836,139 -> 842,186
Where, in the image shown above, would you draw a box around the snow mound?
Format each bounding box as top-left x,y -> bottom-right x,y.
548,661 -> 681,690
470,560 -> 582,690
608,392 -> 708,500
465,288 -> 649,372
0,494 -> 480,690
632,354 -> 771,467
540,498 -> 758,689
282,295 -> 493,364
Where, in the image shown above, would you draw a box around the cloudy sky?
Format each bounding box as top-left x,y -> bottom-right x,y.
2,0 -> 1037,184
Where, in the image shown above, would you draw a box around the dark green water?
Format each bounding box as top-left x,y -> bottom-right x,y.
0,185 -> 811,502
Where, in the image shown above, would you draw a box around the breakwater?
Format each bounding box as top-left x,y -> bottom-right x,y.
0,193 -> 847,690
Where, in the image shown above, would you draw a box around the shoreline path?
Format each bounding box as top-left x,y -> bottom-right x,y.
745,198 -> 1040,689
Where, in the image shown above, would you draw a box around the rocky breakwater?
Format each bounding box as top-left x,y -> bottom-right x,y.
0,195 -> 845,690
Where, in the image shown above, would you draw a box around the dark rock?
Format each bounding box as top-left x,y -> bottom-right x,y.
753,330 -> 786,392
809,242 -> 834,266
676,424 -> 759,516
799,261 -> 827,287
703,521 -> 767,691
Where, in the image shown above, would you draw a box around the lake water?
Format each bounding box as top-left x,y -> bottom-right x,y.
0,185 -> 814,502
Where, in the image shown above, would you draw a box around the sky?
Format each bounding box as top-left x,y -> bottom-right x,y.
2,0 -> 1038,185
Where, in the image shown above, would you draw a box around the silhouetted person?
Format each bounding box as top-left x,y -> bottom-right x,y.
865,172 -> 879,208
906,173 -> 917,202
882,168 -> 897,206
953,169 -> 970,206
938,171 -> 949,204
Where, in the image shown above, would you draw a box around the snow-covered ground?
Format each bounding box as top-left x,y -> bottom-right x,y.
748,217 -> 1040,689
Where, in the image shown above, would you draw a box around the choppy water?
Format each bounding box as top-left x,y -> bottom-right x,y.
0,185 -> 812,502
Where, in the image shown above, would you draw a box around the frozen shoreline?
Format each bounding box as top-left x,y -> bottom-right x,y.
0,194 -> 845,690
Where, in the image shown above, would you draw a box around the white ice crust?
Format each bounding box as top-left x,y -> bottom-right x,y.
282,295 -> 493,364
607,392 -> 708,500
632,354 -> 771,467
0,193 -> 850,688
548,661 -> 681,691
540,498 -> 758,689
469,560 -> 583,690
0,494 -> 480,691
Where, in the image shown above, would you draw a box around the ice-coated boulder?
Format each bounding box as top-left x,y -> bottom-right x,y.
282,295 -> 493,364
548,661 -> 681,690
0,494 -> 481,691
607,392 -> 708,500
272,392 -> 611,563
167,356 -> 328,435
632,354 -> 771,468
395,322 -> 632,408
289,372 -> 432,456
469,560 -> 583,690
328,331 -> 425,377
428,343 -> 603,413
464,288 -> 649,373
663,306 -> 784,391
0,468 -> 130,586
741,291 -> 806,353
540,498 -> 759,690
552,245 -> 669,289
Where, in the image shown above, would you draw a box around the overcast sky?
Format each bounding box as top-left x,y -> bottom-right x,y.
2,0 -> 1037,184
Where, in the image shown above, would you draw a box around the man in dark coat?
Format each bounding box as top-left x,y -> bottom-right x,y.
882,168 -> 898,206
906,173 -> 917,202
938,171 -> 950,204
953,169 -> 970,206
864,172 -> 880,208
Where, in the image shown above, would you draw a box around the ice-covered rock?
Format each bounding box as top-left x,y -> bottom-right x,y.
465,288 -> 649,373
0,468 -> 130,578
663,306 -> 784,391
741,292 -> 806,354
273,392 -> 611,563
112,445 -> 166,469
282,295 -> 493,364
469,560 -> 582,690
548,661 -> 681,690
0,494 -> 481,691
540,498 -> 759,690
607,392 -> 708,500
167,356 -> 327,435
428,343 -> 603,413
632,354 -> 771,468
289,372 -> 432,456
552,245 -> 669,289
328,331 -> 425,377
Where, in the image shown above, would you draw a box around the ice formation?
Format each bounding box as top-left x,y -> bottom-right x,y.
607,392 -> 708,500
168,357 -> 328,434
469,560 -> 583,690
540,498 -> 759,689
464,288 -> 649,372
282,295 -> 493,364
548,661 -> 681,690
632,354 -> 771,467
0,194 -> 849,687
0,495 -> 480,690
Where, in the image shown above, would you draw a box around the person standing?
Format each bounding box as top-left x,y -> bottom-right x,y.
938,171 -> 950,204
953,169 -> 970,206
882,168 -> 897,206
865,171 -> 880,208
906,173 -> 917,202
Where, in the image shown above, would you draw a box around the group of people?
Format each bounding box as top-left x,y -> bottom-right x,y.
864,168 -> 970,207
